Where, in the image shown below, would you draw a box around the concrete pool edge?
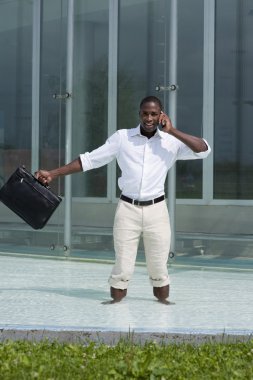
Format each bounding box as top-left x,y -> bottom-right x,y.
0,327 -> 252,345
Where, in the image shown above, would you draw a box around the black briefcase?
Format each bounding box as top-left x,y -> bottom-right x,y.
0,166 -> 62,229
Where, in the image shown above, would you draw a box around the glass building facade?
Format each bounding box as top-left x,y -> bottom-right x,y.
0,0 -> 252,267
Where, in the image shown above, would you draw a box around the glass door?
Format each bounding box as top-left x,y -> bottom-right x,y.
37,0 -> 68,256
67,0 -> 206,260
0,0 -> 34,253
0,0 -> 68,256
69,0 -> 177,259
117,0 -> 179,258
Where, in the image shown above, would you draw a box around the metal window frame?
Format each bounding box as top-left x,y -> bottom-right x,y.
202,0 -> 215,204
31,0 -> 41,174
108,0 -> 118,203
64,0 -> 74,254
167,0 -> 178,253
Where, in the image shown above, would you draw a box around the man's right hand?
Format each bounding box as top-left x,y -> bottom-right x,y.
34,170 -> 54,185
34,158 -> 83,185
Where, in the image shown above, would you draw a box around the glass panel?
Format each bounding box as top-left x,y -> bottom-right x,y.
0,0 -> 33,250
35,0 -> 68,255
118,0 -> 165,130
117,0 -> 204,199
0,1 -> 32,180
40,0 -> 67,197
175,0 -> 253,270
72,0 -> 109,197
117,0 -> 168,198
176,0 -> 204,199
0,0 -> 67,255
214,0 -> 253,199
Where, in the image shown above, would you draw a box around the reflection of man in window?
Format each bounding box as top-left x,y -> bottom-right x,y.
36,96 -> 211,305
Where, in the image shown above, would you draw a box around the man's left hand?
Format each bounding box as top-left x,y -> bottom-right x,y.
159,112 -> 173,133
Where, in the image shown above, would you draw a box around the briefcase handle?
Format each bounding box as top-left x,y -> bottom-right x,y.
21,165 -> 51,190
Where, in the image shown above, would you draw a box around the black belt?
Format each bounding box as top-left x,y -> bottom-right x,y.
120,194 -> 165,206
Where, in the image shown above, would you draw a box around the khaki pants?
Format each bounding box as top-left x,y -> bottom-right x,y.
109,199 -> 171,289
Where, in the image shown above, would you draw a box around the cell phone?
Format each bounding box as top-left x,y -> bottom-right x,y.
158,120 -> 166,130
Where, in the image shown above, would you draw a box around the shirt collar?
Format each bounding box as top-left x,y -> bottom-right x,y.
130,125 -> 165,139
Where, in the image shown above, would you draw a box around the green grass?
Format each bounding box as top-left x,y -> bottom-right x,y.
0,339 -> 252,379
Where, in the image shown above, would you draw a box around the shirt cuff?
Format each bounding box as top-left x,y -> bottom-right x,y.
194,139 -> 211,158
79,153 -> 93,172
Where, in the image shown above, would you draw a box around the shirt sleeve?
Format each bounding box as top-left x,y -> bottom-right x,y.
79,131 -> 121,172
176,138 -> 211,160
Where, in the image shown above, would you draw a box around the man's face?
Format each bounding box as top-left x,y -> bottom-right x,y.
139,101 -> 161,133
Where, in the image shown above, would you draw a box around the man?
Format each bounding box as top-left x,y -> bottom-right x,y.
35,96 -> 211,305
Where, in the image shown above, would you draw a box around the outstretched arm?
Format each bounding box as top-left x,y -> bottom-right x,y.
34,157 -> 82,185
159,112 -> 208,153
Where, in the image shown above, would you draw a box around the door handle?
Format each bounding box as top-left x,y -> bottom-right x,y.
52,92 -> 71,99
155,84 -> 179,92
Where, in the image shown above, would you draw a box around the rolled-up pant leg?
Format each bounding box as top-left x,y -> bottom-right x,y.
142,201 -> 171,287
109,200 -> 142,290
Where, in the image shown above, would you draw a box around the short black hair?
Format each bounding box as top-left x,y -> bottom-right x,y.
139,96 -> 163,110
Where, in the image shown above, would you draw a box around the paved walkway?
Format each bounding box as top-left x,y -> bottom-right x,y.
0,254 -> 252,343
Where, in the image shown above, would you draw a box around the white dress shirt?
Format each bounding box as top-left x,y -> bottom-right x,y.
80,125 -> 211,201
